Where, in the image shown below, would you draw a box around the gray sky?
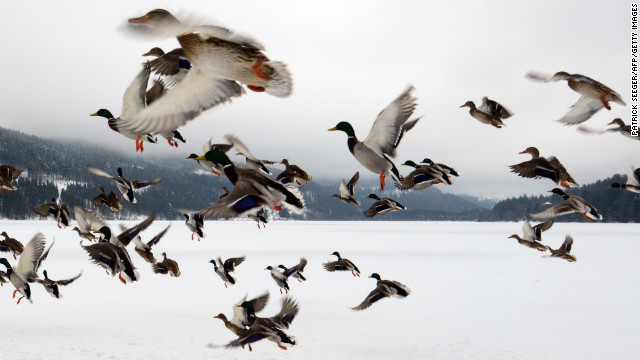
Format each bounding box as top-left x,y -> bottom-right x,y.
0,0 -> 633,198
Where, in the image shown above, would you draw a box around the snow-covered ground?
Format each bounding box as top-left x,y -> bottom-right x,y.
1,220 -> 638,360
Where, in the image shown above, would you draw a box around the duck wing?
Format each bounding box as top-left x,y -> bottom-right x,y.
86,166 -> 115,179
363,86 -> 418,157
146,224 -> 170,247
116,68 -> 244,135
346,171 -> 360,196
269,297 -> 299,329
547,156 -> 578,187
224,256 -> 246,271
120,63 -> 151,120
352,285 -> 388,310
510,158 -> 559,182
130,177 -> 163,189
148,48 -> 186,76
530,200 -> 578,219
15,233 -> 47,281
74,206 -> 107,233
363,200 -> 394,217
557,95 -> 604,125
562,235 -> 574,253
628,168 -> 640,186
53,271 -> 83,286
117,212 -> 155,246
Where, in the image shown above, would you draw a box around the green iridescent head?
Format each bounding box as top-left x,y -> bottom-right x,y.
90,109 -> 114,119
328,122 -> 355,137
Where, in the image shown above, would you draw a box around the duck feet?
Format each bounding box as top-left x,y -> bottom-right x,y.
277,342 -> 288,350
582,212 -> 593,221
280,288 -> 283,294
560,179 -> 570,188
167,138 -> 175,147
16,296 -> 25,305
600,93 -> 612,110
135,136 -> 141,152
248,344 -> 253,352
191,233 -> 194,241
106,270 -> 110,275
13,253 -> 17,260
248,85 -> 266,92
271,202 -> 283,211
491,121 -> 502,128
251,58 -> 268,80
121,194 -> 124,202
12,289 -> 19,298
118,273 -> 127,284
211,168 -> 221,176
0,188 -> 4,194
224,282 -> 228,288
379,171 -> 386,191
57,222 -> 62,229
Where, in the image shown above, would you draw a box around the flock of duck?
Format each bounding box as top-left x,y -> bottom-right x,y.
0,7 -> 639,352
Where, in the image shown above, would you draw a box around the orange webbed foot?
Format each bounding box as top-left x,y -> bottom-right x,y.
13,289 -> 19,298
379,171 -> 386,191
247,85 -> 266,92
600,93 -> 612,110
277,342 -> 288,350
211,169 -> 221,176
118,273 -> 127,284
252,58 -> 268,80
583,212 -> 593,221
16,296 -> 25,305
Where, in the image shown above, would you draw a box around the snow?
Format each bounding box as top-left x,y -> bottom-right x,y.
1,220 -> 638,359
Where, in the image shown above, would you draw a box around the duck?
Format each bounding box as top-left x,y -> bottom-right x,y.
395,161 -> 449,190
265,265 -> 290,294
548,235 -> 577,262
0,233 -> 48,304
510,147 -> 578,188
32,198 -> 70,228
87,166 -> 162,203
248,208 -> 268,229
0,232 -> 24,260
73,205 -> 108,242
38,269 -> 83,299
210,256 -> 246,288
0,164 -> 23,194
186,139 -> 233,176
188,149 -> 305,219
180,211 -> 205,241
152,252 -> 181,277
329,86 -> 420,191
114,212 -> 156,247
526,71 -> 625,125
323,251 -> 361,277
507,234 -> 549,252
609,168 -> 640,193
128,9 -> 293,97
91,187 -> 123,213
577,118 -> 640,141
332,171 -> 361,205
83,226 -> 140,284
229,297 -> 300,351
142,46 -> 191,86
132,224 -> 169,263
214,292 -> 270,351
460,99 -> 506,128
520,219 -> 555,242
353,273 -> 411,311
276,159 -> 313,187
278,258 -> 307,282
226,134 -> 276,175
478,96 -> 513,119
421,158 -> 460,179
364,194 -> 406,217
530,188 -> 603,221
71,227 -> 97,242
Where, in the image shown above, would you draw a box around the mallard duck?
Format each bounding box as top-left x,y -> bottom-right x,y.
142,47 -> 191,86
0,164 -> 23,194
188,149 -> 304,219
229,297 -> 299,351
421,158 -> 460,178
609,168 -> 640,193
526,71 -> 625,125
91,187 -> 123,213
479,96 -> 513,119
186,139 -> 233,176
323,251 -> 360,277
83,227 -> 140,284
510,147 -> 578,188
128,9 -> 293,97
0,232 -> 24,260
152,252 -> 181,277
395,161 -> 448,190
578,118 -> 640,141
265,265 -> 289,294
460,99 -> 506,128
248,208 -> 268,229
331,171 -> 361,205
38,269 -> 83,299
214,292 -> 270,351
276,159 -> 312,187
0,233 -> 47,304
132,224 -> 169,263
507,219 -> 551,251
73,205 -> 108,242
363,194 -> 406,217
87,166 -> 162,203
329,86 -> 420,191
353,273 -> 411,311
210,256 -> 246,288
548,235 -> 577,262
181,211 -> 205,241
530,188 -> 603,221
226,134 -> 276,175
71,227 -> 96,242
32,198 -> 70,228
278,258 -> 307,282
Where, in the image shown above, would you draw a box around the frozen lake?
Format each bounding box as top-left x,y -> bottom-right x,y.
1,220 -> 638,359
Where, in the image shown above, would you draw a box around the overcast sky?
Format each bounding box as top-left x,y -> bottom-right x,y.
0,1 -> 633,199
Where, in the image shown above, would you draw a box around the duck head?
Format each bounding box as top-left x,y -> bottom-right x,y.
608,182 -> 622,188
213,313 -> 227,321
519,147 -> 540,158
90,109 -> 114,119
421,158 -> 434,165
366,194 -> 380,200
607,118 -> 625,127
91,226 -> 112,240
460,101 -> 476,109
116,168 -> 123,177
142,47 -> 165,57
548,188 -> 568,198
265,266 -> 273,271
195,150 -> 232,166
550,71 -> 571,81
208,259 -> 218,268
508,234 -> 520,240
402,160 -> 418,168
129,9 -> 181,25
331,251 -> 341,258
0,258 -> 11,270
369,273 -> 381,281
328,122 -> 355,137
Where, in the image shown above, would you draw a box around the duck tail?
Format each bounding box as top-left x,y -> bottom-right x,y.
265,61 -> 293,98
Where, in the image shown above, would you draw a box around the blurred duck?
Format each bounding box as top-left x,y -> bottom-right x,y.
578,118 -> 640,141
214,292 -> 270,351
153,252 -> 181,277
142,46 -> 191,86
210,256 -> 246,288
83,226 -> 140,284
87,166 -> 162,203
323,251 -> 360,277
278,258 -> 307,282
0,233 -> 48,304
609,168 -> 640,194
91,187 -> 123,213
276,159 -> 312,187
332,171 -> 361,206
0,232 -> 24,260
226,134 -> 276,175
510,147 -> 578,188
460,97 -> 509,128
132,224 -> 170,263
0,164 -> 23,194
526,71 -> 625,125
32,198 -> 70,228
548,235 -> 577,262
395,160 -> 449,190
248,208 -> 268,229
530,188 -> 602,221
265,265 -> 290,294
38,269 -> 83,299
181,211 -> 205,241
329,86 -> 420,191
353,273 -> 411,310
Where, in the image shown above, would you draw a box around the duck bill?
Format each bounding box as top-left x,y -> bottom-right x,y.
90,112 -> 98,116
518,150 -> 527,154
129,15 -> 149,23
328,127 -> 338,131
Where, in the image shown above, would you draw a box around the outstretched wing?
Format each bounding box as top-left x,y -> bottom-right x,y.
352,286 -> 387,311
557,96 -> 604,125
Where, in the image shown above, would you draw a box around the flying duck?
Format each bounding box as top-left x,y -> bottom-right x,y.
609,168 -> 640,194
0,233 -> 48,304
364,194 -> 406,217
530,188 -> 602,221
548,235 -> 577,262
278,258 -> 307,282
323,251 -> 361,277
332,171 -> 361,205
265,266 -> 289,294
509,147 -> 578,188
87,166 -> 162,203
353,273 -> 411,311
32,198 -> 70,228
152,252 -> 181,277
210,256 -> 246,288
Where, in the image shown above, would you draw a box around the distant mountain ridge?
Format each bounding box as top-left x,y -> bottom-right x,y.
0,126 -> 637,222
